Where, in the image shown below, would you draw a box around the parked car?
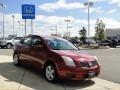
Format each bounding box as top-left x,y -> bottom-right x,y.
84,39 -> 98,47
99,39 -> 119,48
69,38 -> 81,46
99,40 -> 111,46
13,35 -> 100,82
0,37 -> 22,48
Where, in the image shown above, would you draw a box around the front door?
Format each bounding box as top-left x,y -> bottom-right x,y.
30,36 -> 47,69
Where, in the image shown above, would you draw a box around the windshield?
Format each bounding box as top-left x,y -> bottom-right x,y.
7,37 -> 14,40
45,37 -> 79,50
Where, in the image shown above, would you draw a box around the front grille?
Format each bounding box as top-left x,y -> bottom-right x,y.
80,61 -> 97,68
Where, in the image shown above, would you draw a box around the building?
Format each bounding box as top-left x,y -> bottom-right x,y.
106,28 -> 120,39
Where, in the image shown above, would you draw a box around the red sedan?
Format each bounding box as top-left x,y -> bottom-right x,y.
13,35 -> 100,82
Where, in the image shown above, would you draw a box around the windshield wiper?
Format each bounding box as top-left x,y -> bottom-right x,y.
52,48 -> 61,50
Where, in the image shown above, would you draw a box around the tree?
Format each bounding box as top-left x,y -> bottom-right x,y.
79,27 -> 87,43
95,19 -> 106,41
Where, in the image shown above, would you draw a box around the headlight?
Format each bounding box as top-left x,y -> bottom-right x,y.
62,56 -> 76,66
94,56 -> 100,65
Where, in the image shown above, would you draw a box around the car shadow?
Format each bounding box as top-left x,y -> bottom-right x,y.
0,62 -> 95,90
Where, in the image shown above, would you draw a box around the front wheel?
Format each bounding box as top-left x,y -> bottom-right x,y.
13,53 -> 21,66
44,63 -> 58,82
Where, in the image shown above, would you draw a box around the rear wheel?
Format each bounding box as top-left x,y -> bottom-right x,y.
13,53 -> 21,66
44,63 -> 58,82
7,43 -> 12,49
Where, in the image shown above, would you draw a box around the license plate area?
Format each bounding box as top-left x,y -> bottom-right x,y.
88,72 -> 96,78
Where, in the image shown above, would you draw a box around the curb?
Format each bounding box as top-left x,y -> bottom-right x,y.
93,78 -> 120,90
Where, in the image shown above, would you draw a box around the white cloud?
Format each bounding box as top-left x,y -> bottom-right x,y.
0,14 -> 87,37
107,9 -> 117,14
101,17 -> 120,28
89,0 -> 120,7
110,0 -> 120,4
89,0 -> 106,2
108,0 -> 120,6
1,13 -> 120,37
83,7 -> 104,13
39,0 -> 84,12
39,0 -> 105,15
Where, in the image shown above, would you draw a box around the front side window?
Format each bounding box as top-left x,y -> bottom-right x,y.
31,38 -> 42,45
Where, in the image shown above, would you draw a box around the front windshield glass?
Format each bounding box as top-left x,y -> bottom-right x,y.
7,37 -> 14,40
45,37 -> 79,50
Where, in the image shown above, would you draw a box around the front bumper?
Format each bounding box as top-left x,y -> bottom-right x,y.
57,65 -> 100,80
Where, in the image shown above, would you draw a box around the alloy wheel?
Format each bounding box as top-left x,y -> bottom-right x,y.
45,65 -> 55,81
13,54 -> 21,66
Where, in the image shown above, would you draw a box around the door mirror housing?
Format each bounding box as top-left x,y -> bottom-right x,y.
32,44 -> 44,48
37,45 -> 44,48
31,40 -> 44,48
33,41 -> 42,45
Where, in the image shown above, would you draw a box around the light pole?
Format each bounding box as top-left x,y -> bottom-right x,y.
50,25 -> 58,35
21,23 -> 24,37
64,19 -> 70,40
55,25 -> 58,35
12,15 -> 15,35
84,2 -> 93,38
68,26 -> 72,39
18,21 -> 20,36
24,19 -> 26,36
31,19 -> 33,35
0,3 -> 6,40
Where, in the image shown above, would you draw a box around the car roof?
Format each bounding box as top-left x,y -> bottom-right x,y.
25,35 -> 68,42
27,35 -> 62,39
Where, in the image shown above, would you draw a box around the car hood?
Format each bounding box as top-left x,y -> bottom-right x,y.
0,39 -> 12,42
53,50 -> 96,62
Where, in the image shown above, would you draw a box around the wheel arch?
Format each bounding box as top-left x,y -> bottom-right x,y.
43,60 -> 59,75
7,42 -> 12,45
43,60 -> 57,70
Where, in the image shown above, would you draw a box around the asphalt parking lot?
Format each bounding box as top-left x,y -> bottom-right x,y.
0,48 -> 120,90
87,47 -> 120,84
0,48 -> 120,84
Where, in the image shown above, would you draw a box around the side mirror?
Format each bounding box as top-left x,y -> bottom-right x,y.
31,44 -> 44,51
31,40 -> 42,46
37,45 -> 44,48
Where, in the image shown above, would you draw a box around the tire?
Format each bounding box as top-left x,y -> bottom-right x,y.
44,63 -> 58,82
7,43 -> 12,49
0,46 -> 5,48
109,44 -> 113,48
13,53 -> 21,66
113,45 -> 116,48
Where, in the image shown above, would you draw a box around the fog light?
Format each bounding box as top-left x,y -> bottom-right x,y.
67,73 -> 76,78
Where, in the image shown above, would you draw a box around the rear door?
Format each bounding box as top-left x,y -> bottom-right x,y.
20,37 -> 32,64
